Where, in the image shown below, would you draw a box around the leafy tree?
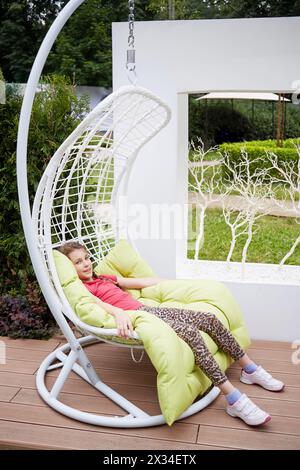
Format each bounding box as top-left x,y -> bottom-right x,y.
147,0 -> 219,19
48,0 -> 113,87
147,0 -> 300,19
0,0 -> 155,87
0,0 -> 65,83
214,0 -> 300,18
48,0 -> 155,87
1,1 -> 299,85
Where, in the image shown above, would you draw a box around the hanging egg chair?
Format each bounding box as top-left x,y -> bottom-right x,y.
16,0 -> 220,428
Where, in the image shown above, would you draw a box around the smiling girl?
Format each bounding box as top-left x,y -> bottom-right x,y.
58,240 -> 285,427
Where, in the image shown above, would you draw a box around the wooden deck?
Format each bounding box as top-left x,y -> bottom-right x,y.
0,335 -> 299,450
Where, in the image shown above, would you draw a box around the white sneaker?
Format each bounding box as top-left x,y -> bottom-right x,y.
240,365 -> 285,391
226,393 -> 271,426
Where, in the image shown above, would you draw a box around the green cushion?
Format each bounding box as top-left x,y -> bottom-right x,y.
53,239 -> 251,425
94,239 -> 156,278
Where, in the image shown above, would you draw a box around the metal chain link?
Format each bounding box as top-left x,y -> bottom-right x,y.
128,0 -> 135,49
126,0 -> 137,84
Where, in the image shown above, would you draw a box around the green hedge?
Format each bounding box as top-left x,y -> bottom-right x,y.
219,138 -> 300,179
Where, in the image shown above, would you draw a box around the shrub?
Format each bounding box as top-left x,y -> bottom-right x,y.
0,73 -> 89,337
219,138 -> 300,180
0,280 -> 56,339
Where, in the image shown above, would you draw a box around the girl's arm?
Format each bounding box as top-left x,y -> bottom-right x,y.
116,277 -> 166,289
92,297 -> 134,339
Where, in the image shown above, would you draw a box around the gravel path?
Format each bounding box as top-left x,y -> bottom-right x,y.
188,192 -> 300,218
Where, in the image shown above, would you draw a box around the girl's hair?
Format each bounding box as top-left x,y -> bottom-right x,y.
57,241 -> 117,284
57,241 -> 88,258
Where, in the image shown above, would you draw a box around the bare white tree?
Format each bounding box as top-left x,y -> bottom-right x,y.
222,150 -> 276,273
266,146 -> 300,266
222,203 -> 249,264
189,139 -> 224,260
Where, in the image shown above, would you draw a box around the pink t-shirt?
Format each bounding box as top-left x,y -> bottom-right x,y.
83,274 -> 142,311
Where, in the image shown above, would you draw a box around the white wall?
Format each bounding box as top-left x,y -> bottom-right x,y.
112,17 -> 300,341
226,281 -> 300,342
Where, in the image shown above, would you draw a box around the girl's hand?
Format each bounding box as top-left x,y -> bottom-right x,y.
113,310 -> 134,339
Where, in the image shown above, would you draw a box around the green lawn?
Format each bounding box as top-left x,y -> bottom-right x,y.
188,208 -> 300,265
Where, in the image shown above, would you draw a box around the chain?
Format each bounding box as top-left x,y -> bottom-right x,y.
128,0 -> 135,49
126,0 -> 137,84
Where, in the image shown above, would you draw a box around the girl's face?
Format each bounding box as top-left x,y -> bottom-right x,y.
68,248 -> 93,281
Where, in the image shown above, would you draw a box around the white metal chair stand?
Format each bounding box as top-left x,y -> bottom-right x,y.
16,0 -> 220,428
37,335 -> 220,427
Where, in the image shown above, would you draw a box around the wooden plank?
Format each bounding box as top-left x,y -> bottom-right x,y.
196,424 -> 300,450
46,376 -> 158,402
0,372 -> 36,389
247,347 -> 295,362
5,345 -> 155,374
184,407 -> 300,437
227,368 -> 300,387
46,373 -> 300,405
0,336 -> 61,352
230,380 -> 300,403
0,360 -> 39,375
229,358 -> 300,375
208,394 -> 300,419
249,340 -> 292,351
5,348 -> 56,363
11,388 -> 162,416
1,366 -> 297,409
47,367 -> 157,387
3,343 -> 296,380
0,402 -> 198,444
77,353 -> 154,374
0,386 -> 20,402
0,420 -> 224,450
0,371 -> 158,402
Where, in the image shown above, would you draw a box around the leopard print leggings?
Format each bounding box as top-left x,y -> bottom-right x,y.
138,305 -> 245,386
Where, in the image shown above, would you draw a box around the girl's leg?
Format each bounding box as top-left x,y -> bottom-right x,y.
238,353 -> 256,369
138,306 -> 271,426
164,318 -> 230,386
160,317 -> 271,426
139,305 -> 283,390
151,307 -> 246,362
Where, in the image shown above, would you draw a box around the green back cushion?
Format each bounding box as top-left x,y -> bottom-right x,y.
94,239 -> 155,278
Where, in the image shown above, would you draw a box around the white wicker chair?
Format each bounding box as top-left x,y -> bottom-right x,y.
16,0 -> 220,428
